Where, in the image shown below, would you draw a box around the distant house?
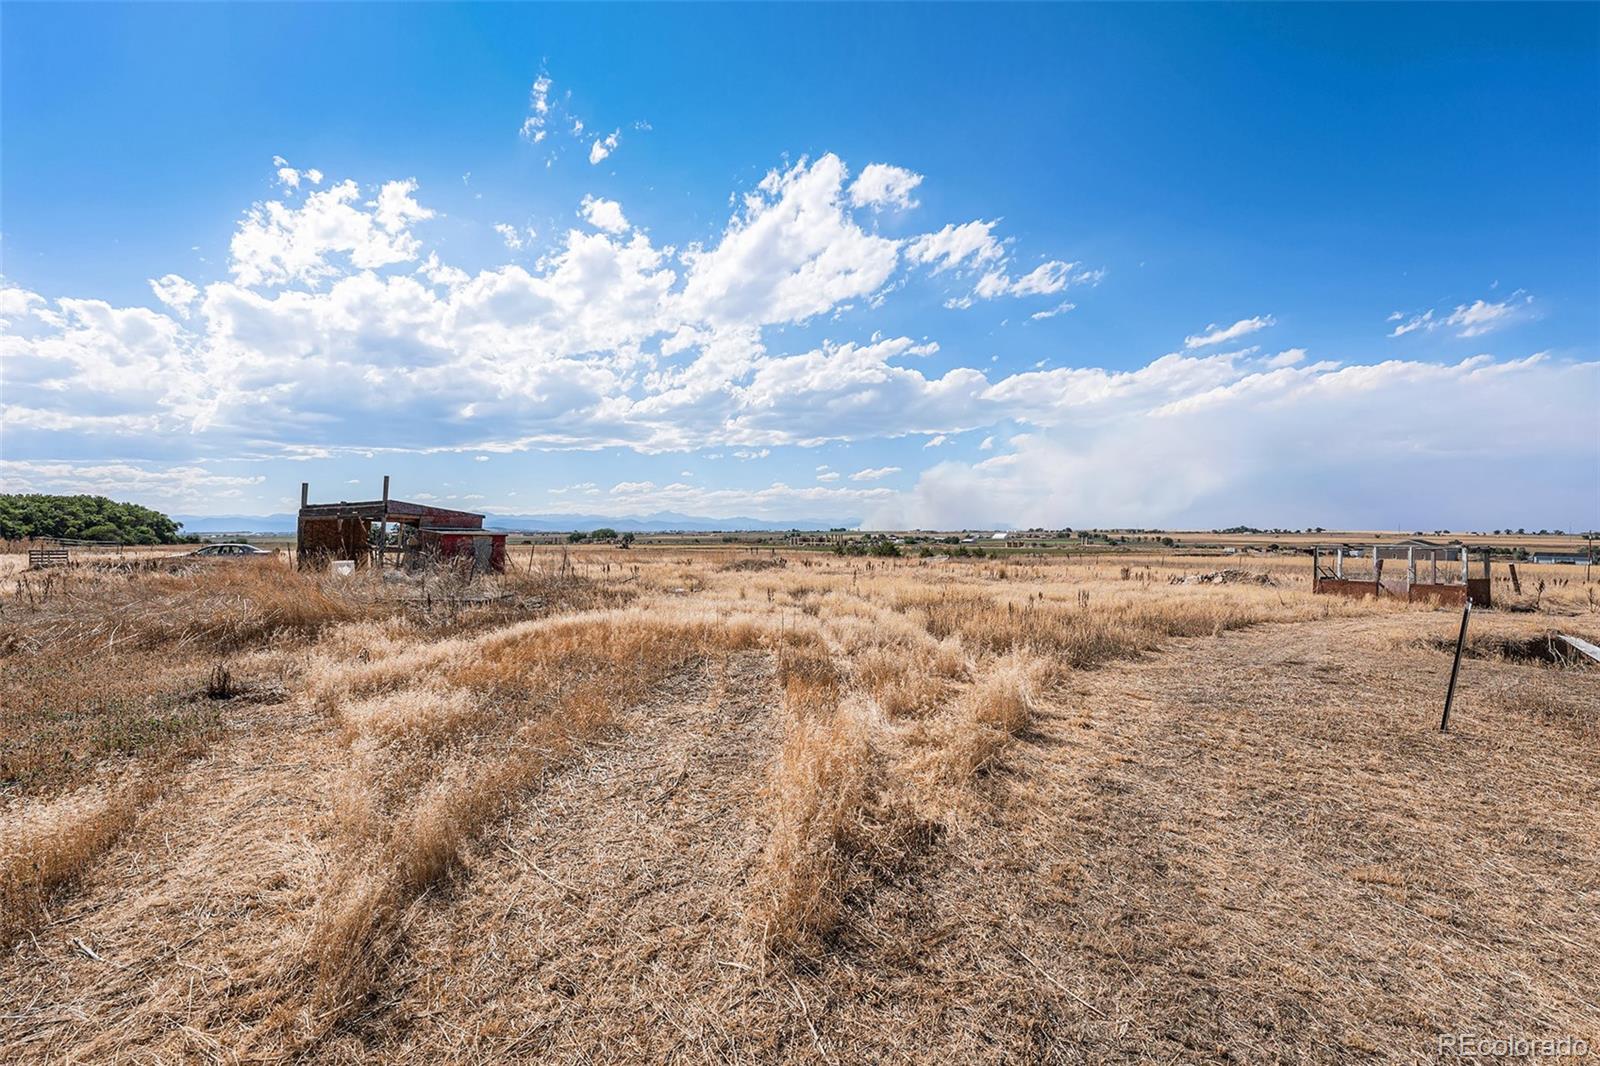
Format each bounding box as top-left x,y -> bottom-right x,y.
1531,552 -> 1592,565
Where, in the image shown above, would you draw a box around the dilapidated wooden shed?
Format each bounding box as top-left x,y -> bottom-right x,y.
296,477 -> 507,573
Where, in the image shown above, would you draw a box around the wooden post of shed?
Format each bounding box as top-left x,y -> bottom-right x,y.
379,476 -> 391,569
1407,547 -> 1416,591
1335,547 -> 1343,579
296,482 -> 309,568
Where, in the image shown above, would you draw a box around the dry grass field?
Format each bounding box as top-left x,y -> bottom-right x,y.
1,546 -> 1596,1063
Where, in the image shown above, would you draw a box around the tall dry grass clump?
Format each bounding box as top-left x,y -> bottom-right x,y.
0,777 -> 162,943
965,654 -> 1037,736
773,632 -> 843,720
896,653 -> 1042,793
749,704 -> 879,955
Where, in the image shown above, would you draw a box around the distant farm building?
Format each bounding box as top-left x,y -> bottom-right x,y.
1530,552 -> 1592,565
1312,543 -> 1489,607
296,477 -> 506,573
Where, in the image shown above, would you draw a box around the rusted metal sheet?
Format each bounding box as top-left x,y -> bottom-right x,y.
423,529 -> 508,573
1407,582 -> 1471,607
1311,576 -> 1473,606
1312,577 -> 1382,601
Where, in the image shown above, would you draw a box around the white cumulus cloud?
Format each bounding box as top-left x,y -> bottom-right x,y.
520,74 -> 553,142
579,195 -> 629,233
229,176 -> 434,288
1388,292 -> 1533,339
493,223 -> 536,250
905,220 -> 1005,274
848,163 -> 923,210
148,274 -> 200,316
1184,315 -> 1276,349
589,129 -> 620,165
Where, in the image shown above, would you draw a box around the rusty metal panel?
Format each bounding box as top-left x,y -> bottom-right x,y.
1313,577 -> 1382,601
1406,583 -> 1469,607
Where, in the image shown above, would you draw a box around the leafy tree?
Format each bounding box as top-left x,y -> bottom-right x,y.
0,494 -> 184,544
591,527 -> 618,541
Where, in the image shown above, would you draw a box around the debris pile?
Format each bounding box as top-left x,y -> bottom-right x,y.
720,557 -> 788,572
1170,569 -> 1277,587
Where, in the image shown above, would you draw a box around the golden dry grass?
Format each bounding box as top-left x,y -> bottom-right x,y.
749,703 -> 879,955
0,545 -> 1595,1061
0,776 -> 162,943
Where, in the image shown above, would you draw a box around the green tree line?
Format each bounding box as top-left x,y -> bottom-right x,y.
0,494 -> 186,544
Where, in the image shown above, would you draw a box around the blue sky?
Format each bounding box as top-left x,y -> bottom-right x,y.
2,3 -> 1596,529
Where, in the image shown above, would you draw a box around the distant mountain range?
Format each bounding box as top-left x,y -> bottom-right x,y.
174,512 -> 860,534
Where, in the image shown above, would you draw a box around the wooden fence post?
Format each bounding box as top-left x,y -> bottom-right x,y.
1440,600 -> 1471,732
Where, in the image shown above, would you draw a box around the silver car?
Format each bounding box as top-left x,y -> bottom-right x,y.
187,543 -> 273,558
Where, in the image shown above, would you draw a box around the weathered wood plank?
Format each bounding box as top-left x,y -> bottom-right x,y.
1554,633 -> 1600,665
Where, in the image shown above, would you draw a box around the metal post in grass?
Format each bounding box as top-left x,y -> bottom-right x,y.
1440,599 -> 1472,733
